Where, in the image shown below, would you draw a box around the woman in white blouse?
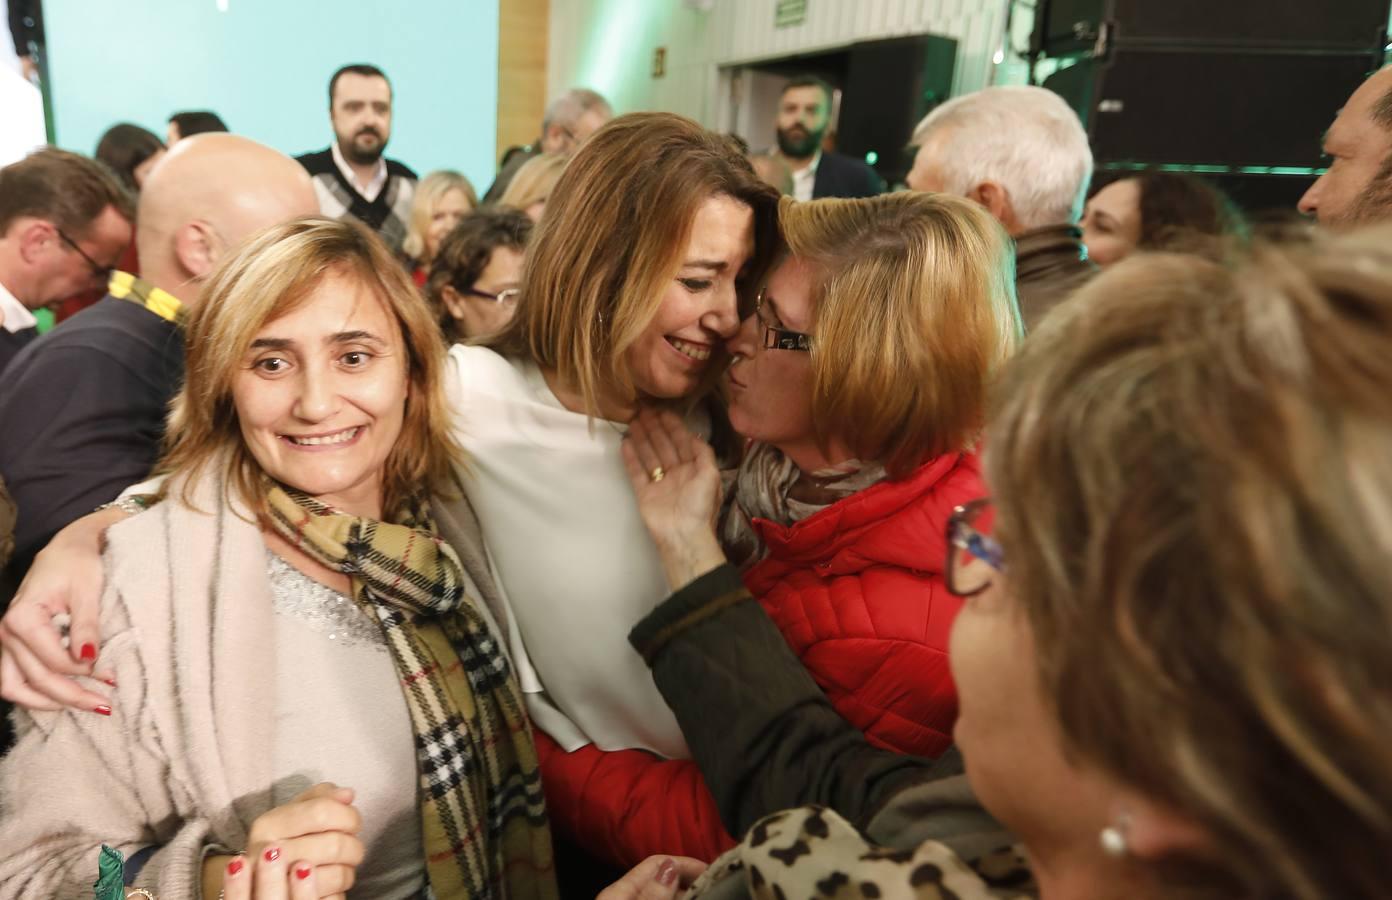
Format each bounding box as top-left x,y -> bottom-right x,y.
459,112 -> 779,758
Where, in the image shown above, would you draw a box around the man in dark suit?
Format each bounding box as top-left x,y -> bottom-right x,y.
773,75 -> 884,201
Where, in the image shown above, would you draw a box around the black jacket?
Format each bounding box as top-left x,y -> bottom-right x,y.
8,0 -> 41,56
0,297 -> 184,589
0,326 -> 37,377
813,151 -> 886,199
483,145 -> 540,205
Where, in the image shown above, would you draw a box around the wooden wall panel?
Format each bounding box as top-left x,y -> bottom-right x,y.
497,0 -> 550,167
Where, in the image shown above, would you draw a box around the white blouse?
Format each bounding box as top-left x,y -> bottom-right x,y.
446,344 -> 692,759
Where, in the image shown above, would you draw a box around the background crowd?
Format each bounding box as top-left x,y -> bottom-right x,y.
0,48 -> 1386,900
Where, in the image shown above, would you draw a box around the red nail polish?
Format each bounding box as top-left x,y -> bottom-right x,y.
657,859 -> 677,886
79,643 -> 97,661
264,846 -> 280,862
227,858 -> 245,876
101,678 -> 117,687
295,866 -> 312,880
93,705 -> 111,716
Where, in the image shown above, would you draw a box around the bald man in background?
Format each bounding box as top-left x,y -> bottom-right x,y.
0,134 -> 316,592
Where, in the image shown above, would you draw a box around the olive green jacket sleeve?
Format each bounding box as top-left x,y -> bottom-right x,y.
629,564 -> 966,840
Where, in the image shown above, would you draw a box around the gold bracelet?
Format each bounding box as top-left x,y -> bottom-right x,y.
126,890 -> 157,899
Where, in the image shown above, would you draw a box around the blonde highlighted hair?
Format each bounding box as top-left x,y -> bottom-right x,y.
782,192 -> 1021,477
497,153 -> 568,214
161,216 -> 461,518
403,169 -> 478,262
489,112 -> 781,415
987,229 -> 1392,898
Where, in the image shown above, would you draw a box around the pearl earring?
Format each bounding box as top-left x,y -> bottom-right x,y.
1099,811 -> 1132,858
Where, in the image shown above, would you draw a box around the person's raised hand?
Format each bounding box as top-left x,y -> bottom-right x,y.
620,410 -> 728,590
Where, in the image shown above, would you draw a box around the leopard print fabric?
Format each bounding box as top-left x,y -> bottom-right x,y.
685,805 -> 1034,900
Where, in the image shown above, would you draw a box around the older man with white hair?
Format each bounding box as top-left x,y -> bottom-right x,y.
907,85 -> 1095,328
483,86 -> 613,203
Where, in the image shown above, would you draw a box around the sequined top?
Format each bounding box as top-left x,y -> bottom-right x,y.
266,552 -> 384,650
267,552 -> 426,899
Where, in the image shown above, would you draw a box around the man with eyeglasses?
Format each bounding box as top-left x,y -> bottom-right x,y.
0,148 -> 133,374
482,87 -> 613,204
0,134 -> 317,606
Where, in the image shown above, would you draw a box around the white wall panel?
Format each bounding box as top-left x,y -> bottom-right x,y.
548,0 -> 1015,128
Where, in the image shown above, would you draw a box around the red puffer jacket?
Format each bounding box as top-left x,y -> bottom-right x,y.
536,451 -> 983,867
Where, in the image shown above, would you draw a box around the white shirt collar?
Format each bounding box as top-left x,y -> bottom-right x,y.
330,140 -> 388,202
0,277 -> 37,334
790,150 -> 822,202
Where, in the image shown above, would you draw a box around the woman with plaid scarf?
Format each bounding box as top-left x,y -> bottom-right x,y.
0,218 -> 556,899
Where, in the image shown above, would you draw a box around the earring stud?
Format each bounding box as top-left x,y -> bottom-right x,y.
1099,810 -> 1132,858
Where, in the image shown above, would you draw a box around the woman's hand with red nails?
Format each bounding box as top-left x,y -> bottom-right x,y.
215,852 -> 324,900
0,506 -> 124,713
238,782 -> 364,899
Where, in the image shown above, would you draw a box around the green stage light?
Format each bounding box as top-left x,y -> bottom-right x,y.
1099,162 -> 1327,177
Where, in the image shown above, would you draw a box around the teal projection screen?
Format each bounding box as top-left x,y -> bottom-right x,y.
43,0 -> 501,192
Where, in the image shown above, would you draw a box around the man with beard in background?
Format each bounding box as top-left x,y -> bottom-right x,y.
1298,66 -> 1392,229
771,74 -> 884,201
297,63 -> 417,252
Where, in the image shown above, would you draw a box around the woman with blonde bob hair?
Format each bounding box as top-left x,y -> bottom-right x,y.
541,191 -> 1023,866
401,169 -> 478,285
496,152 -> 567,222
608,226 -> 1392,899
0,218 -> 557,900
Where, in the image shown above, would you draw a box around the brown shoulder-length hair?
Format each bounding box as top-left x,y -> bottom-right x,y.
1133,169 -> 1246,253
487,112 -> 781,416
783,192 -> 1021,478
160,216 -> 461,519
986,229 -> 1392,899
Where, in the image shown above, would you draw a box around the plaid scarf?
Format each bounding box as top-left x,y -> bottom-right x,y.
265,483 -> 556,900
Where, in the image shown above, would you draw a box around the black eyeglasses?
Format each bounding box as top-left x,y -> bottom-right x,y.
55,228 -> 112,283
462,286 -> 520,305
750,286 -> 812,352
945,498 -> 1006,597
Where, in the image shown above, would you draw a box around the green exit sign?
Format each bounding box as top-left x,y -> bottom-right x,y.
776,0 -> 807,28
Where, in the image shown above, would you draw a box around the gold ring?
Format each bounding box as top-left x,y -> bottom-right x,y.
650,466 -> 665,483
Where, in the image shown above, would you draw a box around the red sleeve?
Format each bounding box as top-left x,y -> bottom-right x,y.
534,730 -> 738,868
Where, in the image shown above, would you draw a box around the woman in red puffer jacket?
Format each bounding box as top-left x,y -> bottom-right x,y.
537,190 -> 1024,867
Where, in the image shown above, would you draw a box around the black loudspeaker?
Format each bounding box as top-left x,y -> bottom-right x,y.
1039,0 -> 1389,171
1046,48 -> 1381,168
1034,0 -> 1391,56
836,35 -> 958,186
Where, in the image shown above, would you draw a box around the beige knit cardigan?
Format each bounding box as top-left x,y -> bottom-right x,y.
0,470 -> 501,900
